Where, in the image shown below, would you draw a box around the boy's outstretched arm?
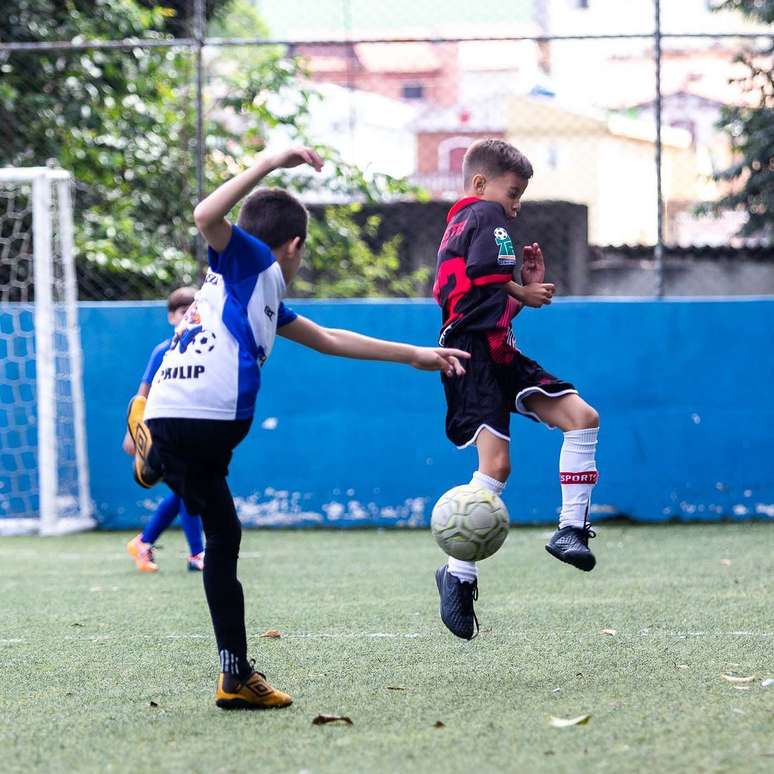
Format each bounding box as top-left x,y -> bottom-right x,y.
193,147 -> 324,251
278,316 -> 469,377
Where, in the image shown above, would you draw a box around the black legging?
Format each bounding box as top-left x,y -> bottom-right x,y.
147,417 -> 252,671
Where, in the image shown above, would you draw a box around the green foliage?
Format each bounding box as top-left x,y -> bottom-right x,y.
1,0 -> 426,298
708,0 -> 774,239
712,0 -> 774,23
293,205 -> 430,298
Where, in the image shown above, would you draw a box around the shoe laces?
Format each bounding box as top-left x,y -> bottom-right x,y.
245,658 -> 266,681
463,582 -> 480,639
583,506 -> 596,540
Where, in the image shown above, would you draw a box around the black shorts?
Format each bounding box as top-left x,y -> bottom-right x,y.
441,330 -> 576,448
146,417 -> 252,515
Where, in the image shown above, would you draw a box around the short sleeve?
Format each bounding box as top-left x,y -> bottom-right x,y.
208,225 -> 275,284
465,206 -> 518,285
277,302 -> 297,328
141,339 -> 171,385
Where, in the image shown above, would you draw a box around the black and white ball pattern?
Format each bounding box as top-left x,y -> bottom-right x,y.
192,330 -> 216,355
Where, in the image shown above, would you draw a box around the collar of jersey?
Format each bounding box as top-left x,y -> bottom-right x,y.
447,196 -> 481,222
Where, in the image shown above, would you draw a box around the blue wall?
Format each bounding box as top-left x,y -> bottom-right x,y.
79,298 -> 774,529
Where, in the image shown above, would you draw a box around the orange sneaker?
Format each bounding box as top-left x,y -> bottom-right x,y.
126,534 -> 158,573
126,395 -> 162,489
215,670 -> 293,710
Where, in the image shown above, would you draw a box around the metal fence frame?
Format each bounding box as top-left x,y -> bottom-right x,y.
0,2 -> 769,295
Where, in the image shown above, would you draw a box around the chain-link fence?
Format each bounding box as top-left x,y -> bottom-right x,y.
1,0 -> 771,300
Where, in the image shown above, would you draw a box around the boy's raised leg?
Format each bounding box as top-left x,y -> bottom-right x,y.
437,430 -> 509,640
526,394 -> 600,571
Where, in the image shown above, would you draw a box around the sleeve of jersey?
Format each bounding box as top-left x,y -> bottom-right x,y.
207,225 -> 275,284
277,302 -> 297,328
140,340 -> 169,385
464,208 -> 517,287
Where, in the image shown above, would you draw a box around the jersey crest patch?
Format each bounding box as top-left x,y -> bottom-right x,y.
493,227 -> 516,266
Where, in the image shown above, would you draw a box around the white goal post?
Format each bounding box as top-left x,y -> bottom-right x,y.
0,168 -> 93,535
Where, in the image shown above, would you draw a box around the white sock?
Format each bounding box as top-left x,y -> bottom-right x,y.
558,427 -> 599,529
471,470 -> 506,496
447,471 -> 506,583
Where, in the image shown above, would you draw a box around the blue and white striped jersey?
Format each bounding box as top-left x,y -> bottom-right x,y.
144,225 -> 297,422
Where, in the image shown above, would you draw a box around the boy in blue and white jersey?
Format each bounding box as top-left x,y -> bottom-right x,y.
127,146 -> 470,710
122,287 -> 205,573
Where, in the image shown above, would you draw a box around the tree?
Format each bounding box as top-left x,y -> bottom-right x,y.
709,0 -> 773,239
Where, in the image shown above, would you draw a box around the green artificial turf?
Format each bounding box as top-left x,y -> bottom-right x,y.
1,525 -> 772,773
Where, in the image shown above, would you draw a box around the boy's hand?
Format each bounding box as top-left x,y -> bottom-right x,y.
409,347 -> 470,377
521,242 -> 545,285
520,282 -> 555,307
271,146 -> 324,173
122,431 -> 136,456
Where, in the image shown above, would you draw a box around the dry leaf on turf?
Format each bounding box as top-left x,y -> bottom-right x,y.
312,714 -> 353,726
721,674 -> 756,684
259,629 -> 281,638
601,628 -> 617,636
434,721 -> 446,729
550,714 -> 591,728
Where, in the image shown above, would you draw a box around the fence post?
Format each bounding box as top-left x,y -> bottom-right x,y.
654,0 -> 665,298
194,0 -> 206,266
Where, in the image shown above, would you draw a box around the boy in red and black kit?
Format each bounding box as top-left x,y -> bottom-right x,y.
433,139 -> 601,640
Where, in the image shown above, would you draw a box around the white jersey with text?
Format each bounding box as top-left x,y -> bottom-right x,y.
144,226 -> 297,422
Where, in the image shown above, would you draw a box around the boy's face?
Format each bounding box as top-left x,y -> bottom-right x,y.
167,307 -> 187,327
472,171 -> 529,220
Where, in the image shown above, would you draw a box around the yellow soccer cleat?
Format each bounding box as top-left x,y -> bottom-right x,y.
215,670 -> 293,710
126,534 -> 159,573
126,395 -> 162,488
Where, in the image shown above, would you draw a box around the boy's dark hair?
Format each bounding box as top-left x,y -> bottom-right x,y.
462,139 -> 533,187
167,286 -> 197,313
237,188 -> 308,249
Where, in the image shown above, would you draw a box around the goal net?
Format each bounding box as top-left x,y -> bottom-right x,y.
0,168 -> 93,535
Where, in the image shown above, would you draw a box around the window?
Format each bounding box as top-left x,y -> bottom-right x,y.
448,146 -> 467,173
437,137 -> 475,172
401,83 -> 425,100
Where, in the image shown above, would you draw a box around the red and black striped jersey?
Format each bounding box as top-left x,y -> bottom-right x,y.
433,197 -> 522,356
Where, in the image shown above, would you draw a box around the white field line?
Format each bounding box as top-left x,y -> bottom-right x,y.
1,630 -> 771,645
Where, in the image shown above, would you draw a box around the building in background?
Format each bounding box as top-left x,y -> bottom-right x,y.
505,96 -> 697,245
255,0 -> 767,245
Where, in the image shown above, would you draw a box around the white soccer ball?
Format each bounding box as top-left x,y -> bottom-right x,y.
431,484 -> 509,561
192,330 -> 216,355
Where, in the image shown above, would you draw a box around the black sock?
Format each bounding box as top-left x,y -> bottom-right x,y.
219,649 -> 251,676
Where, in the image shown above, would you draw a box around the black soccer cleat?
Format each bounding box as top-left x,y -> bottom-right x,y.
435,565 -> 479,640
545,525 -> 597,572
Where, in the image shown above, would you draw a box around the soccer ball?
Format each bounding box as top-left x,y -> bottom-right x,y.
431,484 -> 509,561
192,330 -> 216,354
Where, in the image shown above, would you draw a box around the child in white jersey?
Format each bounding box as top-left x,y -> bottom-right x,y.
127,146 -> 469,710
